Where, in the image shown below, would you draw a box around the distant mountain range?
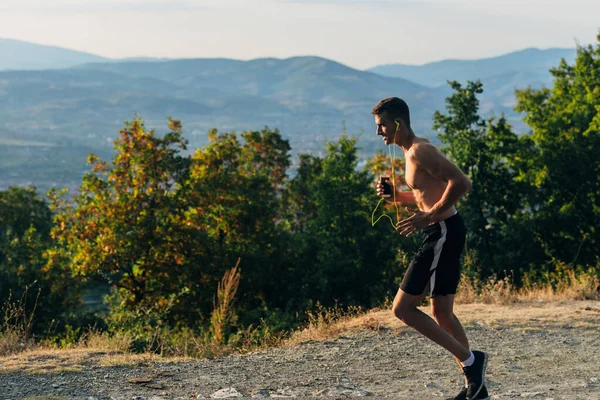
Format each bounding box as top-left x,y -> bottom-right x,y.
369,47 -> 577,114
368,48 -> 577,88
0,38 -> 172,70
0,39 -> 577,191
0,38 -> 109,70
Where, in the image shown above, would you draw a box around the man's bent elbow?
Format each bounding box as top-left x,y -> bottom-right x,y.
449,177 -> 471,196
462,177 -> 472,194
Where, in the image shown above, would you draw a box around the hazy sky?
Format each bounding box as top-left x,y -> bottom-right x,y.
1,0 -> 598,69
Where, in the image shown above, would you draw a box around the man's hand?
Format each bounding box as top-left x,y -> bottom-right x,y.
376,182 -> 417,205
396,207 -> 433,236
376,180 -> 397,203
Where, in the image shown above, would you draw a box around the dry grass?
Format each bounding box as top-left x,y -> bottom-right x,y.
284,300 -> 600,347
77,330 -> 132,353
285,269 -> 599,346
6,299 -> 598,374
517,269 -> 600,301
0,287 -> 39,357
1,270 -> 598,368
455,269 -> 600,305
285,303 -> 369,346
210,259 -> 241,345
0,344 -> 189,374
0,348 -> 94,374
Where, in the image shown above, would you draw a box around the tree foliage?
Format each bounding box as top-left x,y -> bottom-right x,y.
433,81 -> 525,275
515,34 -> 600,268
0,186 -> 77,330
47,119 -> 194,320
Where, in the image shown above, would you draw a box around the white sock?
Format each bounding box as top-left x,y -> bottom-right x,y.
460,351 -> 475,368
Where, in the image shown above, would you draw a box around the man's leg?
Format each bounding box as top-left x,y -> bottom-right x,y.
432,295 -> 470,383
431,295 -> 489,400
431,295 -> 469,358
392,288 -> 471,362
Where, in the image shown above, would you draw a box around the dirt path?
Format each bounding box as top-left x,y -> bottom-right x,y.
1,301 -> 599,399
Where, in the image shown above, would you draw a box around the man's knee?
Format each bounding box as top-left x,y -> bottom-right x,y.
392,300 -> 418,322
392,289 -> 423,322
392,303 -> 405,321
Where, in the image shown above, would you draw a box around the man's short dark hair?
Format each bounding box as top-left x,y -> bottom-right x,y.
372,97 -> 411,127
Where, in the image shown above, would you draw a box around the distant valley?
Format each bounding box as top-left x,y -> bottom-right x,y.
0,39 -> 576,192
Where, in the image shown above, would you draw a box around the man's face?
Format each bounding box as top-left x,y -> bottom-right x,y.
374,113 -> 398,146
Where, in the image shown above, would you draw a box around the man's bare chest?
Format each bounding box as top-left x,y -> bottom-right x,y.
405,160 -> 424,190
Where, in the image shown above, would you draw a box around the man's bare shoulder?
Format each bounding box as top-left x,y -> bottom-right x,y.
408,138 -> 467,183
407,139 -> 443,163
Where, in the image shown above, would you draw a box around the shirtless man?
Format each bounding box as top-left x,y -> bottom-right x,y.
373,97 -> 489,400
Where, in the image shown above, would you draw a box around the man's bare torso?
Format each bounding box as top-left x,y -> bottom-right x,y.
404,138 -> 457,221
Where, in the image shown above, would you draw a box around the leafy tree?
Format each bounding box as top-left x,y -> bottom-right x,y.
285,135 -> 405,308
183,127 -> 294,323
515,34 -> 600,268
47,119 -> 196,321
0,186 -> 77,331
433,81 -> 525,275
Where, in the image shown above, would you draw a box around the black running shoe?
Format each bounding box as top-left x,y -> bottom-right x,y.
477,385 -> 490,399
463,350 -> 488,399
446,385 -> 490,400
446,386 -> 467,400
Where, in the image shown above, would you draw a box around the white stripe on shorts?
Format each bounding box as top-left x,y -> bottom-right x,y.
429,220 -> 447,297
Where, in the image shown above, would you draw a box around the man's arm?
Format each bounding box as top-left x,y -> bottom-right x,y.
391,190 -> 416,205
413,143 -> 471,222
376,182 -> 416,204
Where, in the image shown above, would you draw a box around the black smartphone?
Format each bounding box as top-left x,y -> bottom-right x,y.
380,175 -> 392,197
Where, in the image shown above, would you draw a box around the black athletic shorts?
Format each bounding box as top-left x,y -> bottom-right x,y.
400,212 -> 466,297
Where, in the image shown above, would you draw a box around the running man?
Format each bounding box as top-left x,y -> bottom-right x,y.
373,97 -> 489,400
